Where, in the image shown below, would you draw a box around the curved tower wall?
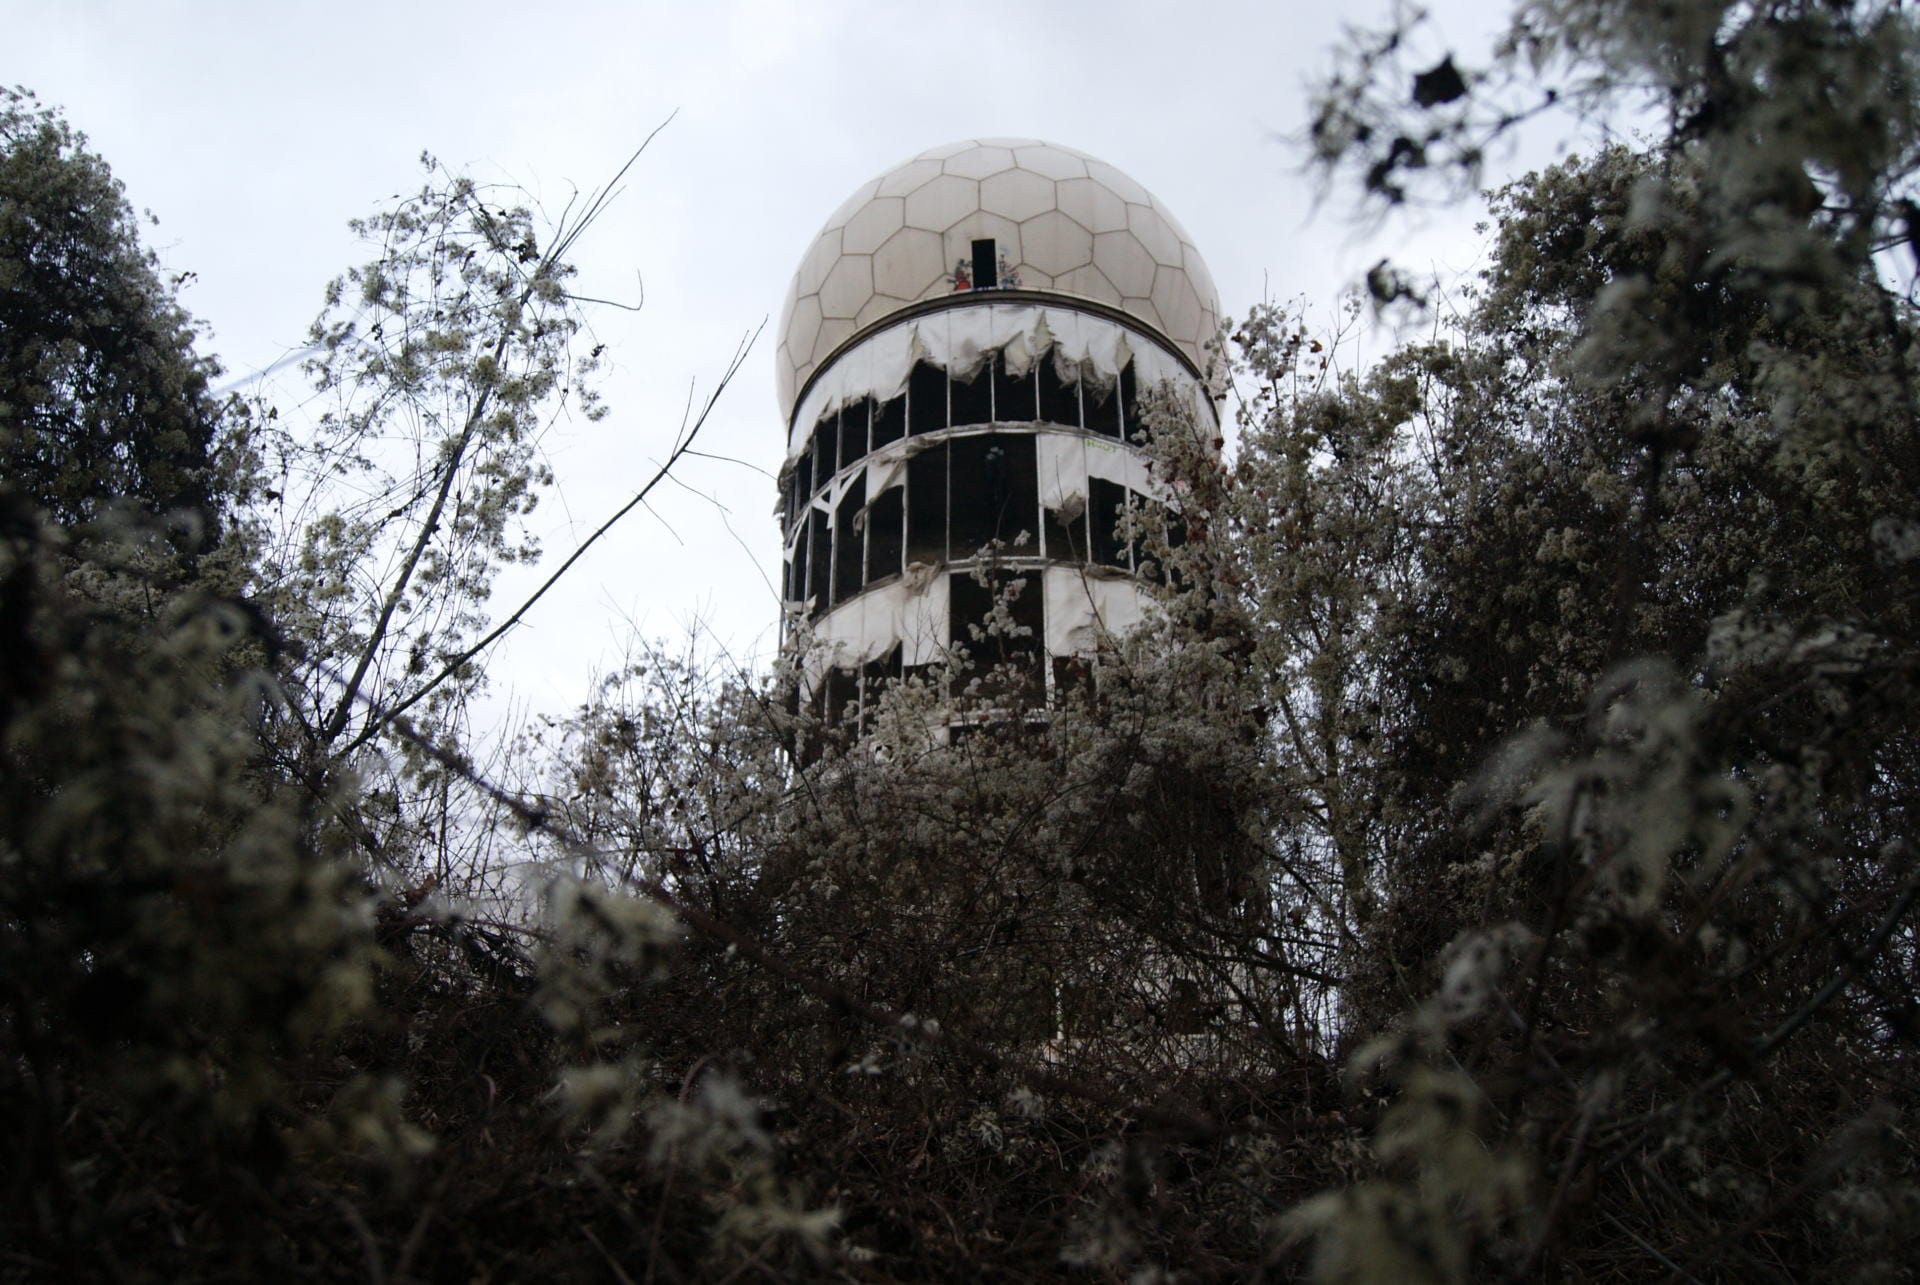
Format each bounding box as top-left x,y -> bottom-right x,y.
776,141 -> 1222,728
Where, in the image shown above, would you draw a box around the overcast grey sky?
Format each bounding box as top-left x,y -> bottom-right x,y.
13,0 -> 1537,722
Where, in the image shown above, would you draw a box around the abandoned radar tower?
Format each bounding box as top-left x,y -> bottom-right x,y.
776,139 -> 1222,732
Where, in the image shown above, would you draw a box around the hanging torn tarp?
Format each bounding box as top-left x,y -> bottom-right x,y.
786,302 -> 1212,464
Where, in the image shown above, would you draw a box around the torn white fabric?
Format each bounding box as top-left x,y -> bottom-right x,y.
863,441 -> 909,497
787,303 -> 1215,463
784,498 -> 830,565
1042,564 -> 1152,654
1036,432 -> 1087,511
1083,436 -> 1160,500
801,570 -> 950,691
800,561 -> 1156,694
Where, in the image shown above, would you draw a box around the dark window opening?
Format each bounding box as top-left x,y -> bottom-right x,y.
1164,503 -> 1192,590
833,473 -> 866,605
1043,499 -> 1086,562
824,666 -> 858,728
993,352 -> 1038,423
805,505 -> 831,612
1119,361 -> 1142,442
795,449 -> 814,508
971,238 -> 997,290
905,441 -> 948,565
786,532 -> 807,600
812,420 -> 833,490
781,558 -> 795,604
1141,498 -> 1174,584
908,360 -> 947,435
864,485 -> 904,584
1084,375 -> 1122,438
950,433 -> 1036,560
950,570 -> 1044,698
1038,353 -> 1081,428
858,645 -> 903,733
1119,492 -> 1144,573
1089,477 -> 1130,570
872,392 -> 906,449
841,397 -> 872,469
950,360 -> 992,427
1051,655 -> 1092,704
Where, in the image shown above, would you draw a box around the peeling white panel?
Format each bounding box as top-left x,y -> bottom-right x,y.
1083,437 -> 1161,499
1043,564 -> 1152,654
802,568 -> 950,690
864,441 -> 908,496
826,468 -> 860,510
787,304 -> 1211,462
1037,432 -> 1088,509
896,570 -> 949,666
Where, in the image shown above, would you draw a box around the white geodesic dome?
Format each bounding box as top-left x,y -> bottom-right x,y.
775,139 -> 1221,422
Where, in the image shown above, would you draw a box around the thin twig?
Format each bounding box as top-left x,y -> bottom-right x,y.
346,323 -> 761,752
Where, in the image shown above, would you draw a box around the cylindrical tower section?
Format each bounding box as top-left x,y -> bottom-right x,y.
775,139 -> 1222,734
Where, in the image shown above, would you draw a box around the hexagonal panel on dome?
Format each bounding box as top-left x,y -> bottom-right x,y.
842,197 -> 904,255
903,174 -> 980,233
786,295 -> 823,370
943,145 -> 1016,180
1014,144 -> 1089,182
777,139 -> 1222,421
1092,230 -> 1156,297
1055,263 -> 1122,305
872,227 -> 946,298
875,159 -> 943,199
947,210 -> 1023,266
818,256 -> 873,322
1056,177 -> 1129,236
979,168 -> 1057,223
1020,210 -> 1094,277
1127,204 -> 1185,268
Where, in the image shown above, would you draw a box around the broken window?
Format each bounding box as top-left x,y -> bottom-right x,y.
816,407 -> 841,482
833,472 -> 865,605
908,359 -> 947,435
971,238 -> 997,290
858,644 -> 903,733
950,359 -> 992,427
794,448 -> 814,508
905,439 -> 948,565
1084,373 -> 1122,438
841,396 -> 872,469
786,529 -> 808,601
950,570 -> 1043,698
872,391 -> 905,450
864,484 -> 904,584
949,433 -> 1036,560
805,504 -> 831,613
1039,351 -> 1081,428
1089,477 -> 1130,570
1119,360 -> 1141,442
993,351 -> 1038,423
1164,500 -> 1192,590
1051,654 -> 1092,704
1043,495 -> 1086,562
823,665 -> 858,728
